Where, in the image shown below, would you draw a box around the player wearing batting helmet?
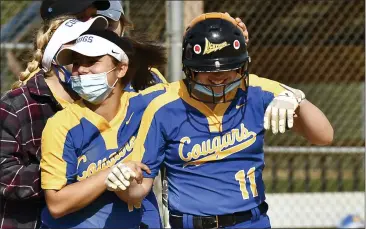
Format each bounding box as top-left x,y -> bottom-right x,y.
105,12 -> 333,229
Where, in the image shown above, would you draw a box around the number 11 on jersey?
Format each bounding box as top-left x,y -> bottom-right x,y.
235,167 -> 258,200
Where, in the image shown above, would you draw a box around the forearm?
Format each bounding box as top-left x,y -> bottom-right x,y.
293,100 -> 334,145
115,178 -> 153,204
0,159 -> 42,200
45,168 -> 110,218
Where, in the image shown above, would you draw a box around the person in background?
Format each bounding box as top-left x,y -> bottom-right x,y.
40,0 -> 109,22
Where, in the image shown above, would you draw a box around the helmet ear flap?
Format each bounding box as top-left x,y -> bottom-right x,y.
183,65 -> 193,79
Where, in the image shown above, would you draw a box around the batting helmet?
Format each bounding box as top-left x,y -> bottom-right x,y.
182,13 -> 250,103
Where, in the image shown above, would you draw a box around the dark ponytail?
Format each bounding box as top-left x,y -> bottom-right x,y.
123,33 -> 167,91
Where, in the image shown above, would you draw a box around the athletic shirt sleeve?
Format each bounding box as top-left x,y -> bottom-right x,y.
150,68 -> 167,83
248,74 -> 287,110
131,88 -> 180,178
131,107 -> 166,178
40,111 -> 79,190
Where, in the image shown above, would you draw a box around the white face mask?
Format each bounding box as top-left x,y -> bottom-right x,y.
71,67 -> 118,104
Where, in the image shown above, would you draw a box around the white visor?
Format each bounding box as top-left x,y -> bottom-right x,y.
41,16 -> 108,72
56,34 -> 129,65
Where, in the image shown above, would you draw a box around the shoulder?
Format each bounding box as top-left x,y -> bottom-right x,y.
0,99 -> 19,130
142,81 -> 182,118
150,68 -> 167,83
127,83 -> 168,106
1,70 -> 53,111
248,74 -> 285,96
1,86 -> 31,110
44,102 -> 83,133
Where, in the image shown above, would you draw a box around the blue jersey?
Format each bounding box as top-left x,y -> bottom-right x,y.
40,84 -> 166,228
131,74 -> 286,216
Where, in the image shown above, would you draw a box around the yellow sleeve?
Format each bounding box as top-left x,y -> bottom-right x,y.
150,68 -> 168,83
248,74 -> 286,96
41,111 -> 78,190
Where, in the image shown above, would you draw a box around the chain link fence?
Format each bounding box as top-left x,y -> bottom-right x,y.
1,0 -> 365,228
204,0 -> 365,227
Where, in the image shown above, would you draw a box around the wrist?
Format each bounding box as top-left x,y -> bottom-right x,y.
294,89 -> 306,104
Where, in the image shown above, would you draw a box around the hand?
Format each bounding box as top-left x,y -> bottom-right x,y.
264,84 -> 305,134
105,161 -> 151,191
225,12 -> 249,46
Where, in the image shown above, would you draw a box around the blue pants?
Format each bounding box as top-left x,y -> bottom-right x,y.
141,191 -> 162,228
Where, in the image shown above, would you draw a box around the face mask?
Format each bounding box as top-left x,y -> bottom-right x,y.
52,59 -> 73,86
71,67 -> 118,104
193,80 -> 242,97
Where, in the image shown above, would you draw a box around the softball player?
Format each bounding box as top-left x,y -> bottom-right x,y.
40,30 -> 167,228
106,13 -> 333,228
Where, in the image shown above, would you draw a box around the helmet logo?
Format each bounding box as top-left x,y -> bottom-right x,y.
203,38 -> 230,55
215,61 -> 220,68
233,40 -> 240,50
193,44 -> 201,54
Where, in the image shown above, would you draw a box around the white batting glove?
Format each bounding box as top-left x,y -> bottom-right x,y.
264,84 -> 305,134
105,163 -> 137,191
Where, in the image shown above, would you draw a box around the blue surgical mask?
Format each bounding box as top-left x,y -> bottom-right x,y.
193,80 -> 242,97
71,67 -> 118,104
52,58 -> 73,86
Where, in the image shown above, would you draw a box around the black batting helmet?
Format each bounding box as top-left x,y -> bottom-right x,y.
182,13 -> 249,73
182,13 -> 250,104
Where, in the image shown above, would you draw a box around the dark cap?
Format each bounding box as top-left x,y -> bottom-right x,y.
40,0 -> 110,21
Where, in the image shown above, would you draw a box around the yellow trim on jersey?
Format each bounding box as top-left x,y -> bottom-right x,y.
41,92 -> 131,189
248,74 -> 285,96
150,68 -> 167,83
139,83 -> 168,96
132,82 -> 181,161
41,110 -> 81,190
179,81 -> 234,132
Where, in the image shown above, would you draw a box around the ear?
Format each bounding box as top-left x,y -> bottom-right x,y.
116,63 -> 129,79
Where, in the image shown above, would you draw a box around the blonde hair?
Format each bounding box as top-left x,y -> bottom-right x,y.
12,15 -> 74,89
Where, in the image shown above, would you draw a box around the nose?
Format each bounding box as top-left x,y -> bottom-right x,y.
75,65 -> 90,75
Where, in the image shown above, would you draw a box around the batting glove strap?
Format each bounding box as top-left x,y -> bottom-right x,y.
280,83 -> 306,104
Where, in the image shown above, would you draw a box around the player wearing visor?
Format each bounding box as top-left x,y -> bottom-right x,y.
40,29 -> 167,228
105,13 -> 334,229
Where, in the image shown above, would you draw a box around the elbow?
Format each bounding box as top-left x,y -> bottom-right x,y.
48,208 -> 64,219
313,126 -> 334,146
47,204 -> 68,219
